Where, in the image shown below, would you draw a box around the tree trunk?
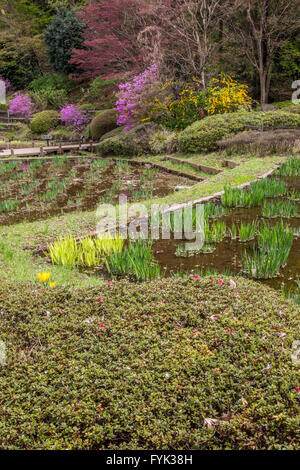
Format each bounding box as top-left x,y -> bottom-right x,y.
260,70 -> 268,105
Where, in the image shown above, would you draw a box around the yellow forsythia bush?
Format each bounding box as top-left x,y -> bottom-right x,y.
205,74 -> 253,115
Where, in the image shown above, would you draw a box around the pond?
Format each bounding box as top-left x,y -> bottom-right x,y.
0,157 -> 193,225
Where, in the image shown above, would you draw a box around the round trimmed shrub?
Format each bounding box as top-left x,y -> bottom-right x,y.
89,108 -> 117,139
0,277 -> 299,450
178,110 -> 300,153
30,110 -> 60,134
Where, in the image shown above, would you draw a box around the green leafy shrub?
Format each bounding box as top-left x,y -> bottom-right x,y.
0,277 -> 299,449
284,105 -> 300,115
30,89 -> 67,111
90,109 -> 117,140
0,103 -> 8,111
30,110 -> 60,134
84,77 -> 118,109
179,110 -> 300,153
149,130 -> 178,154
29,73 -> 71,93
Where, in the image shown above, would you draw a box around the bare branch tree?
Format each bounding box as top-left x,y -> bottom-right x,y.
223,0 -> 300,104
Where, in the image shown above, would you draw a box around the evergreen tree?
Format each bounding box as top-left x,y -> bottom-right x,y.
44,6 -> 84,74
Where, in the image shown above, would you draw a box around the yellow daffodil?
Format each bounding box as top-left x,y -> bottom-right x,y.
37,272 -> 50,283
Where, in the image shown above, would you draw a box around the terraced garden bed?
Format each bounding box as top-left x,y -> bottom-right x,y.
0,156 -> 193,225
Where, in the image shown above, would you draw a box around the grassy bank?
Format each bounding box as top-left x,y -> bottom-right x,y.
0,277 -> 299,450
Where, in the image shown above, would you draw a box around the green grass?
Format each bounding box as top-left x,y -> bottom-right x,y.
0,277 -> 299,450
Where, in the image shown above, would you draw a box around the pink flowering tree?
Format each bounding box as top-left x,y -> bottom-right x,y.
115,64 -> 159,130
60,104 -> 90,131
9,93 -> 35,117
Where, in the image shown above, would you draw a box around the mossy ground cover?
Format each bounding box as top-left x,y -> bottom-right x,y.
0,277 -> 299,450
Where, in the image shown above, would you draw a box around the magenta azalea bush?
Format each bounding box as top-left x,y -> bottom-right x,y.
60,104 -> 89,131
9,93 -> 35,117
115,64 -> 159,130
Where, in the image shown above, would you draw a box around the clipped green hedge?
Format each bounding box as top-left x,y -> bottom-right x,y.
99,126 -> 125,142
178,111 -> 300,153
30,110 -> 60,134
0,277 -> 299,450
90,108 -> 117,140
96,123 -> 156,156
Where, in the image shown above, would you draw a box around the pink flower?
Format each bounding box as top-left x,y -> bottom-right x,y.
98,405 -> 102,410
226,328 -> 230,333
100,324 -> 104,329
194,275 -> 200,279
219,279 -> 224,285
107,281 -> 112,286
98,296 -> 104,303
296,387 -> 300,392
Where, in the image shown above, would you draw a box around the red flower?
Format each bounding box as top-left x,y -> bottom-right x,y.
296,387 -> 300,392
98,296 -> 104,303
219,279 -> 224,285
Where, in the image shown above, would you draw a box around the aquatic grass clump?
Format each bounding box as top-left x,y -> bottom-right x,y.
203,202 -> 226,218
105,238 -> 160,281
131,189 -> 153,201
204,220 -> 226,244
91,159 -> 109,170
275,156 -> 300,176
115,161 -> 131,175
288,190 -> 300,201
250,178 -> 287,198
262,200 -> 299,218
221,184 -> 264,208
48,233 -> 124,267
242,222 -> 294,279
241,245 -> 292,279
257,221 -> 294,252
142,167 -> 158,180
0,199 -> 19,212
39,178 -> 68,202
238,220 -> 258,242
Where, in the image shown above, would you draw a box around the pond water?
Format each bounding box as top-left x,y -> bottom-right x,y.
153,176 -> 300,292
